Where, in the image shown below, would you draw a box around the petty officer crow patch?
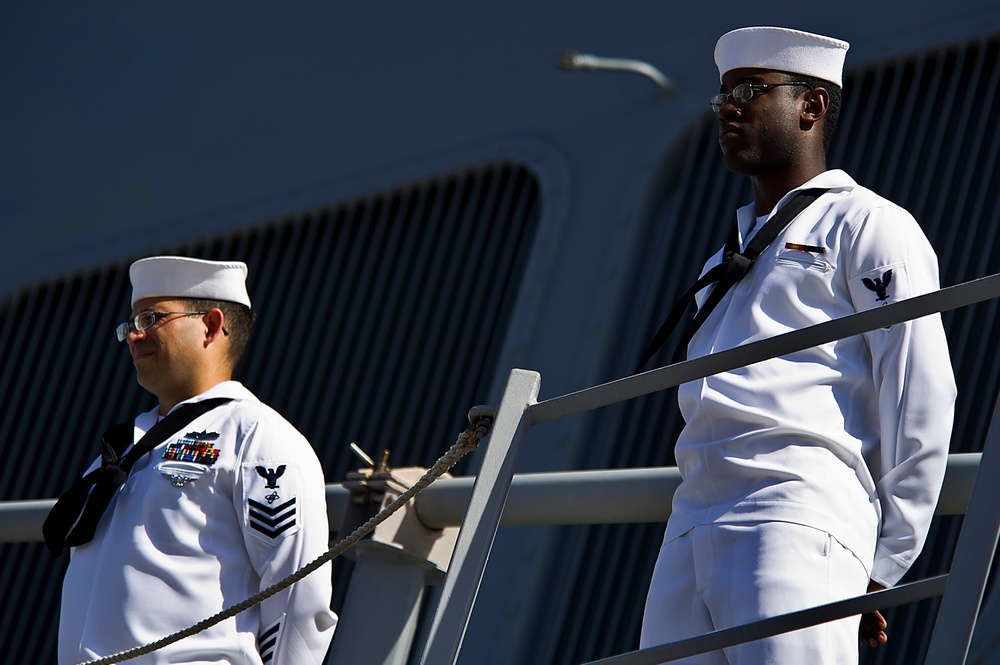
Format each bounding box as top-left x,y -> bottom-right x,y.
256,465 -> 286,489
243,462 -> 301,542
849,263 -> 909,329
862,269 -> 893,302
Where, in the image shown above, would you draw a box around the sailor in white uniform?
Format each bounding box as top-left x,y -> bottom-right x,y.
638,27 -> 956,664
49,256 -> 337,664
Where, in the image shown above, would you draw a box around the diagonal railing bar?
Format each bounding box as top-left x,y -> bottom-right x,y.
411,274 -> 1000,665
581,575 -> 949,665
529,273 -> 1000,426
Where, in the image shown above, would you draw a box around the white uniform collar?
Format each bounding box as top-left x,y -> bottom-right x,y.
137,381 -> 254,433
736,169 -> 857,250
168,381 -> 256,411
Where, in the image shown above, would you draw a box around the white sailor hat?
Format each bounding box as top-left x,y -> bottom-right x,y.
129,256 -> 251,308
715,26 -> 850,87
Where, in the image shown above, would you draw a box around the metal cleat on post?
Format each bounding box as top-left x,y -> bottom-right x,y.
326,440 -> 470,665
339,444 -> 461,579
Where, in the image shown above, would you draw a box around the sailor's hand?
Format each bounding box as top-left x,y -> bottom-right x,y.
860,581 -> 888,648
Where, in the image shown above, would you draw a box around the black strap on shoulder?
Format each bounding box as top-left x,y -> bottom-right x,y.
42,397 -> 233,556
634,188 -> 828,373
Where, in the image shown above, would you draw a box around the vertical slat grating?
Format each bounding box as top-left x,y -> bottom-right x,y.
0,161 -> 541,664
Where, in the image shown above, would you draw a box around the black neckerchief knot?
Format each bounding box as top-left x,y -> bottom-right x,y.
634,188 -> 829,373
42,397 -> 233,556
724,252 -> 753,281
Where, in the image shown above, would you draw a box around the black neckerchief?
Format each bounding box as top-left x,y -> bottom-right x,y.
634,188 -> 829,373
42,397 -> 233,556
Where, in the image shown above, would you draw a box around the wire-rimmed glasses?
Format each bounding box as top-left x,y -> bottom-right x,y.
116,311 -> 207,342
710,81 -> 811,113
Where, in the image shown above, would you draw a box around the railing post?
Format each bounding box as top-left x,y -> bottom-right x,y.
925,389 -> 1000,664
419,368 -> 541,665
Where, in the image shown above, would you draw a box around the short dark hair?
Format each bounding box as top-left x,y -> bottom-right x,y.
185,298 -> 257,367
795,74 -> 842,152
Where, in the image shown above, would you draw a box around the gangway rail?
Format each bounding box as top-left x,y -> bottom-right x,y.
419,272 -> 1000,665
583,576 -> 949,664
0,453 -> 980,538
530,273 -> 1000,425
3,274 -> 999,664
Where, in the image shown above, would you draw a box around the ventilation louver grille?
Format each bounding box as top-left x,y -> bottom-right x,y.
0,162 -> 541,664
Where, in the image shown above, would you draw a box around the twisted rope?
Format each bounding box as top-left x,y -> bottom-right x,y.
79,416 -> 493,665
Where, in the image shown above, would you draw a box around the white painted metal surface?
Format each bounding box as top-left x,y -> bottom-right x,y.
419,369 -> 541,665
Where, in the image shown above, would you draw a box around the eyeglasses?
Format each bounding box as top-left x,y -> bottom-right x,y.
710,82 -> 811,113
116,311 -> 207,342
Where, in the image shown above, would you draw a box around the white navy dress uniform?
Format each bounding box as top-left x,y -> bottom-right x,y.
640,28 -> 957,665
56,257 -> 337,664
59,383 -> 337,664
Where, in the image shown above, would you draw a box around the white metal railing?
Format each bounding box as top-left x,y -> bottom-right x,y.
0,455 -> 980,536
418,273 -> 1000,665
586,576 -> 950,664
3,274 -> 999,664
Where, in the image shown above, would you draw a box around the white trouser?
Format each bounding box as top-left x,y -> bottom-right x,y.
640,521 -> 869,665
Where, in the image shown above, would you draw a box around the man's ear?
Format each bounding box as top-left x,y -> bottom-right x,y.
204,308 -> 227,344
801,87 -> 829,128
